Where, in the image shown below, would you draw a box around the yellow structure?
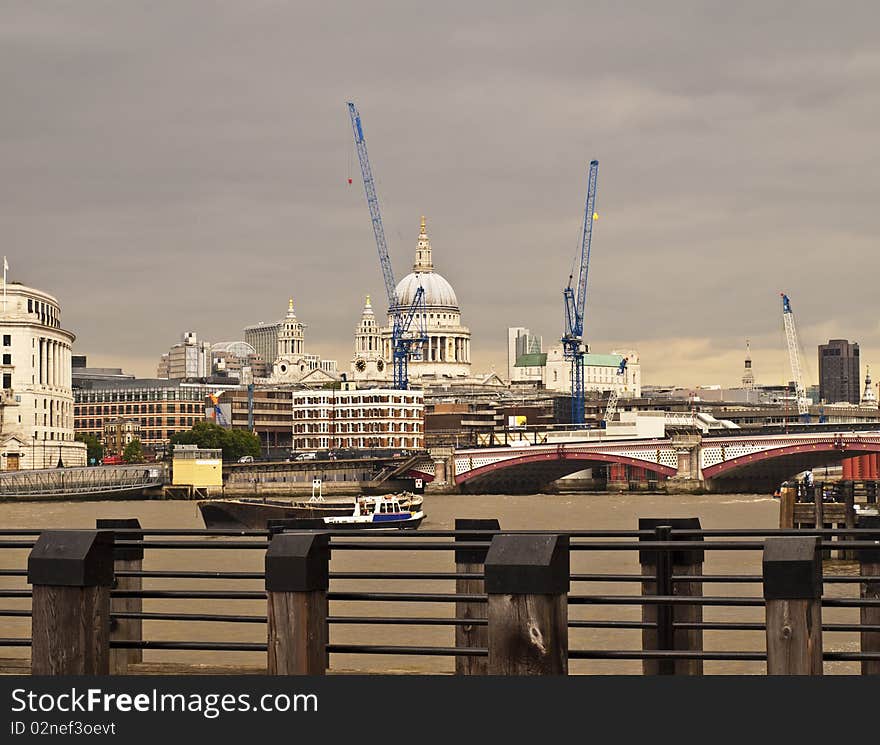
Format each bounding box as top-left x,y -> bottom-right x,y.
171,444 -> 222,488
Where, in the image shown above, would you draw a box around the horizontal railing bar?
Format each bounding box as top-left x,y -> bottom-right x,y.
109,611 -> 488,627
110,640 -> 267,652
330,616 -> 487,626
5,568 -> 880,585
569,620 -> 654,630
0,639 -> 31,647
569,650 -> 767,660
8,588 -> 880,608
328,592 -> 485,603
326,644 -> 486,657
824,652 -> 880,661
570,595 -> 765,606
3,526 -> 880,537
111,590 -> 265,600
112,611 -> 265,623
2,537 -> 876,552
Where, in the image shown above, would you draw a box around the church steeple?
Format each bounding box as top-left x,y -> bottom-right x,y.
864,365 -> 877,405
742,338 -> 755,389
413,216 -> 434,273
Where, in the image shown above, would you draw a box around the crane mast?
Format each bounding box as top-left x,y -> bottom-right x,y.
781,293 -> 810,421
562,160 -> 599,425
347,102 -> 426,389
602,358 -> 628,426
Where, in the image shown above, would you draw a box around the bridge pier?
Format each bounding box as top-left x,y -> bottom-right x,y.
665,434 -> 704,493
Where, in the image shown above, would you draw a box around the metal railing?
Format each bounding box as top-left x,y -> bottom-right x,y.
0,465 -> 163,498
1,522 -> 880,674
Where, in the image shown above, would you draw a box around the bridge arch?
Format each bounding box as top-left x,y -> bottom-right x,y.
701,440 -> 880,492
456,450 -> 675,494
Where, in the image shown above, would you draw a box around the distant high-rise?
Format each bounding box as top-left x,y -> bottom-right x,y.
818,339 -> 860,404
507,327 -> 543,382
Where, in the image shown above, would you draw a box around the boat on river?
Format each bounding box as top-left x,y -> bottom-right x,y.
283,494 -> 424,531
197,492 -> 423,530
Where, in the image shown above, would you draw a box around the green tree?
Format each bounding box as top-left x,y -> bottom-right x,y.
75,432 -> 103,465
122,438 -> 144,464
170,422 -> 261,461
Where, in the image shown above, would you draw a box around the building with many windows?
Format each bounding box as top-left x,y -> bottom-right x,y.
102,417 -> 142,457
219,386 -> 295,457
74,379 -> 240,451
157,331 -> 213,380
291,388 -> 424,451
0,281 -> 86,469
819,339 -> 860,404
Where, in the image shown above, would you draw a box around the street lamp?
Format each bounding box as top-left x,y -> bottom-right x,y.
56,442 -> 63,469
32,433 -> 37,470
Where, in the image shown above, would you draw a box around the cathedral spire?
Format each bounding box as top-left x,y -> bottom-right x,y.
413,216 -> 434,273
742,338 -> 755,388
864,365 -> 877,405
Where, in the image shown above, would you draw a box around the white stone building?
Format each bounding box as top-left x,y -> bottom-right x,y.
157,331 -> 212,379
543,347 -> 641,397
351,217 -> 471,383
291,388 -> 424,451
0,282 -> 86,469
246,299 -> 339,386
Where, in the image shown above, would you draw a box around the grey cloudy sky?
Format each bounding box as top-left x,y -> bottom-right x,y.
3,1 -> 878,388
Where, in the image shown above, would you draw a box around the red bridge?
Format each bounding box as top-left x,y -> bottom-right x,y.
412,431 -> 880,493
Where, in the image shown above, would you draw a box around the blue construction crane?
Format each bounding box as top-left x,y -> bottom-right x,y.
347,102 -> 427,390
562,160 -> 599,425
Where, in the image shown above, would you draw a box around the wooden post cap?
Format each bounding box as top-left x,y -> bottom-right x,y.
455,518 -> 500,564
763,536 -> 822,600
265,532 -> 330,592
485,534 -> 569,595
856,515 -> 880,564
638,517 -> 704,566
96,518 -> 144,561
27,530 -> 114,588
268,519 -> 326,534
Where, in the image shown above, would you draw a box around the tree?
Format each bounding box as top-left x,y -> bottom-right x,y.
170,422 -> 261,461
122,439 -> 144,464
75,433 -> 103,465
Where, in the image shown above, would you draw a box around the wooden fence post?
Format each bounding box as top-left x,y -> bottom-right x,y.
27,530 -> 114,675
97,518 -> 144,675
454,518 -> 499,675
485,533 -> 569,675
843,486 -> 856,560
779,482 -> 796,529
638,518 -> 705,675
265,532 -> 329,675
763,536 -> 823,675
856,515 -> 880,675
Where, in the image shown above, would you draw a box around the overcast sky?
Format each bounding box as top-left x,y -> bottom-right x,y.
3,1 -> 878,388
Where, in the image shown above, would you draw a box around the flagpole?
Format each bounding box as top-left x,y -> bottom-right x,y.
2,256 -> 6,307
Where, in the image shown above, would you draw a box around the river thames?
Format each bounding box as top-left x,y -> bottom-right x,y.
0,492 -> 862,674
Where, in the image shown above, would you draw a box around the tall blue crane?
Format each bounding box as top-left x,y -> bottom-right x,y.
562,160 -> 599,425
347,102 -> 427,389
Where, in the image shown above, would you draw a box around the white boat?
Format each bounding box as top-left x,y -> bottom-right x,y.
321,495 -> 425,530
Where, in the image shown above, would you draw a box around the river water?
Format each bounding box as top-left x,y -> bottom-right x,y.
0,493 -> 862,674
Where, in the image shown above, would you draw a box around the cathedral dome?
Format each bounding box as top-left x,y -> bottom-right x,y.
393,216 -> 459,310
395,271 -> 458,310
